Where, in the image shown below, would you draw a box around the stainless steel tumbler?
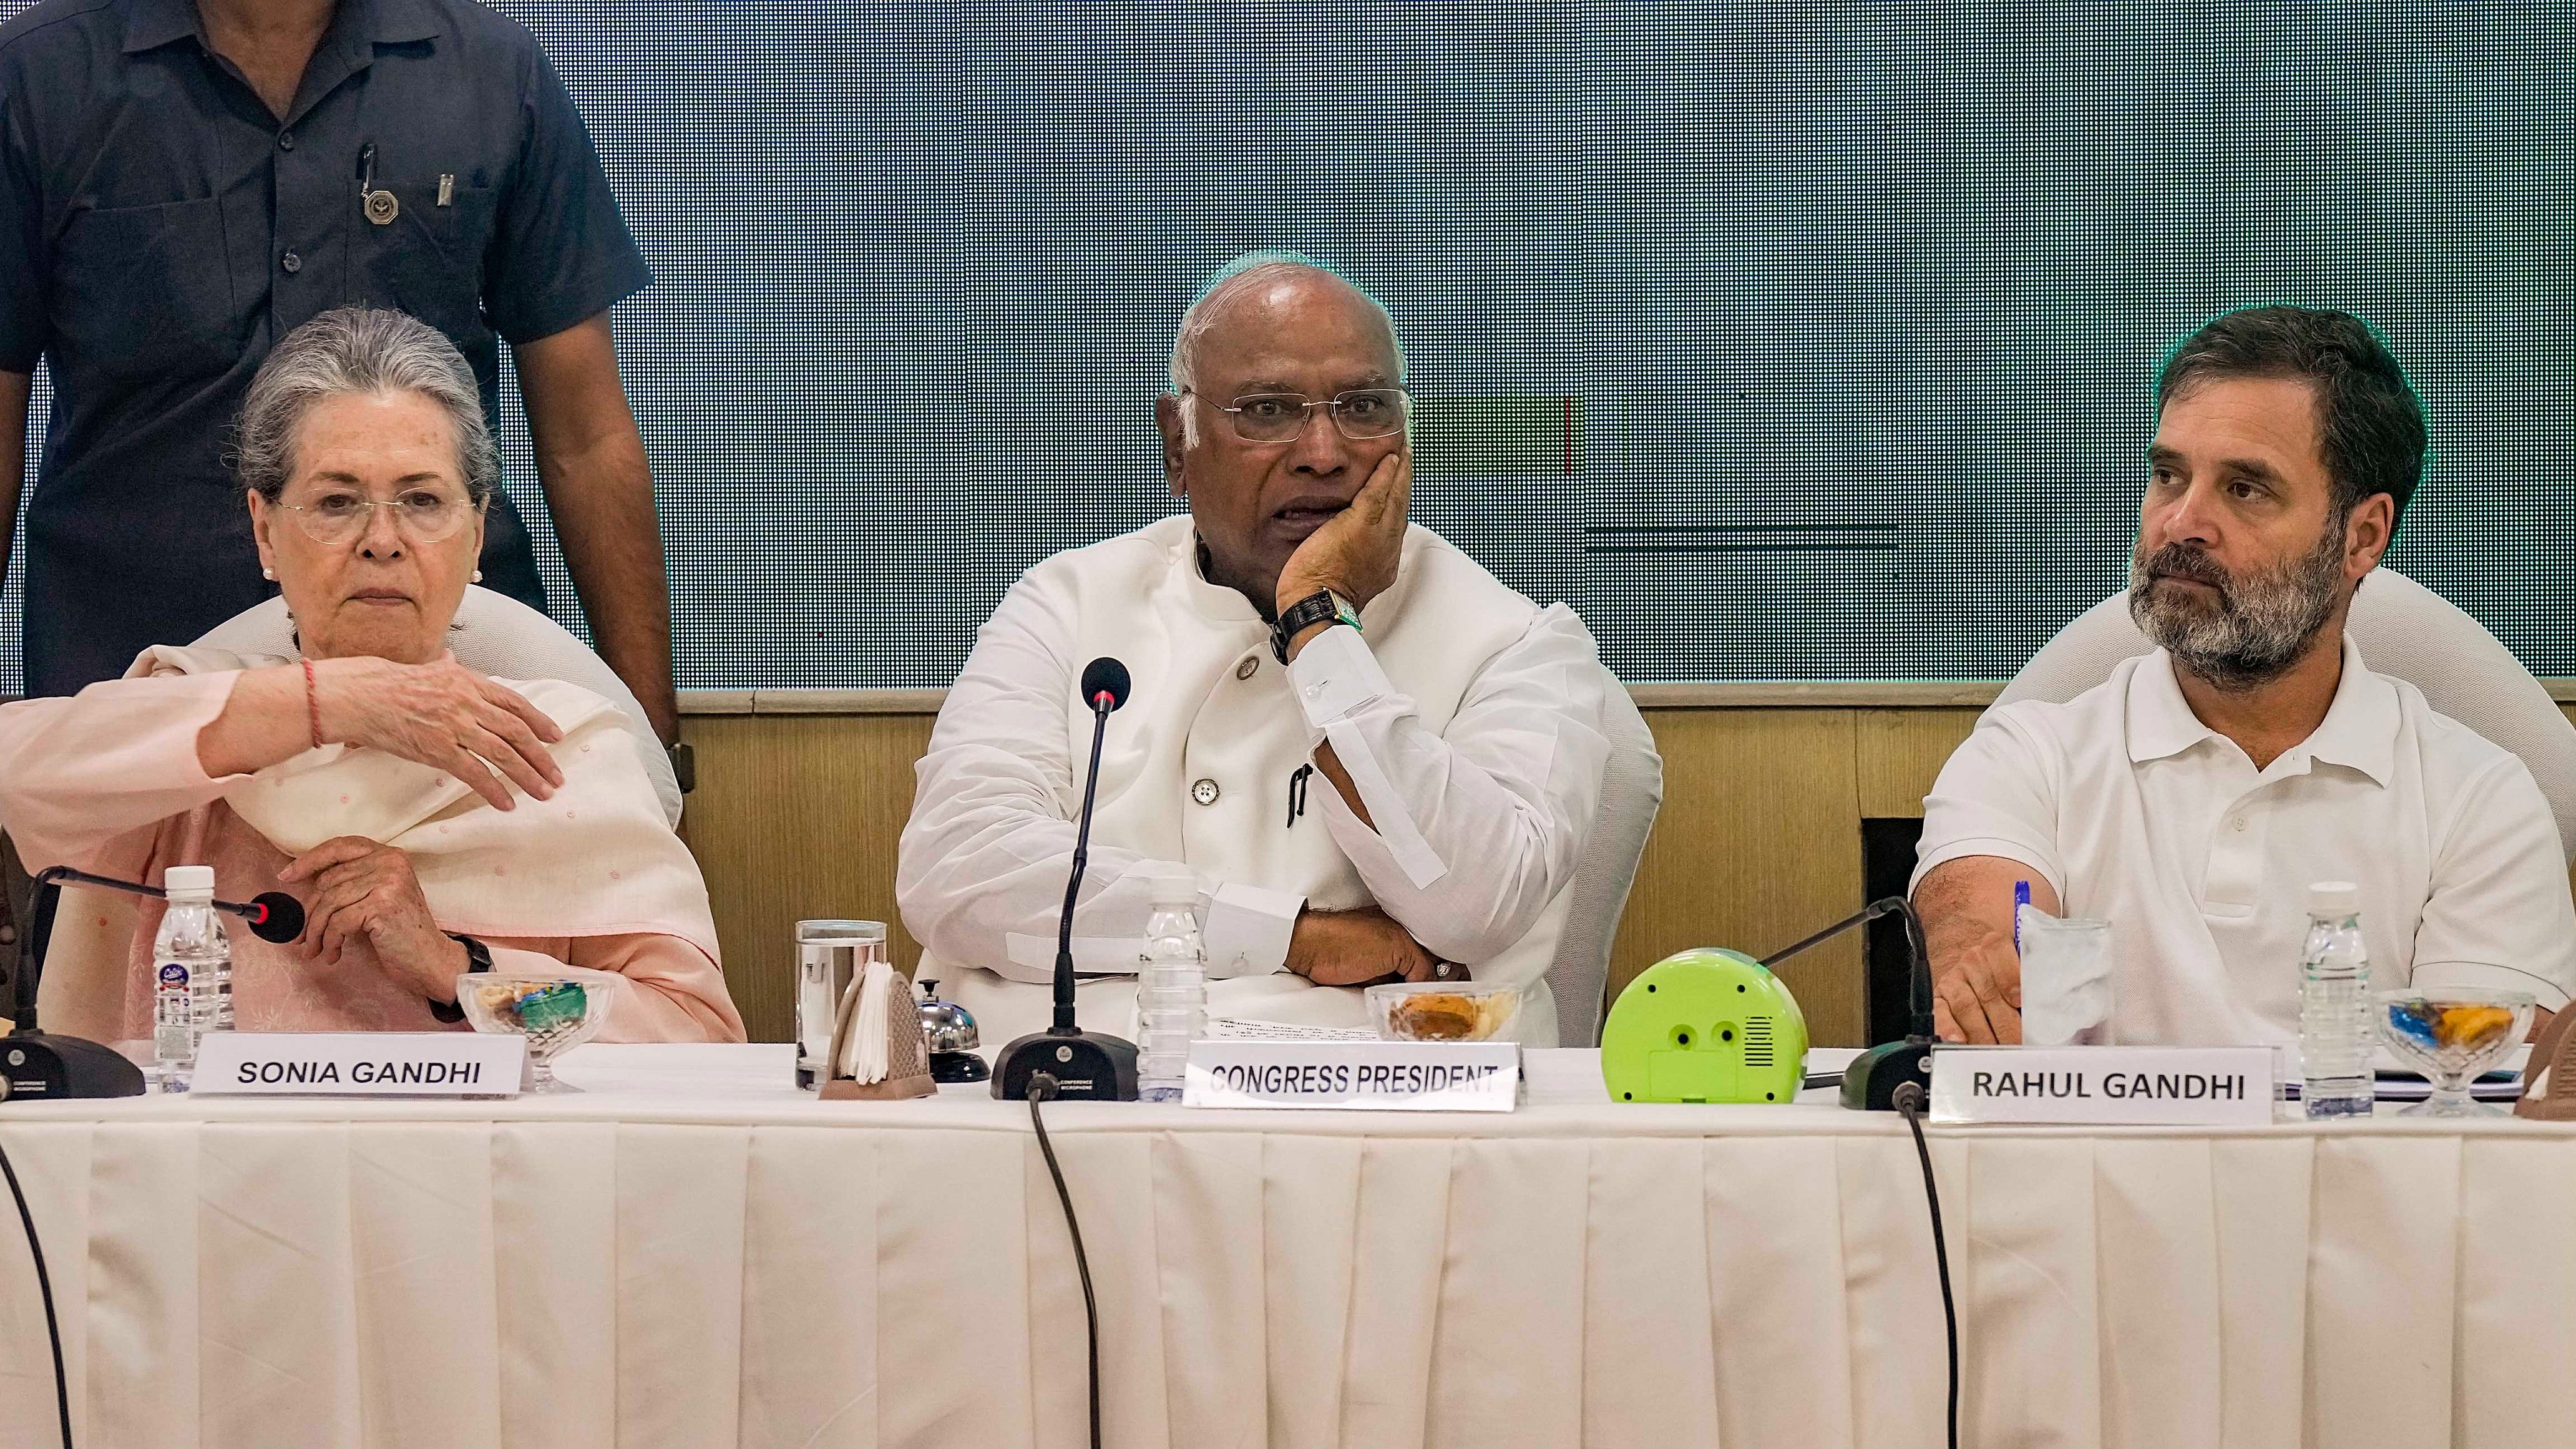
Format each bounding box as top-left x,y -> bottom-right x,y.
794,919 -> 887,1088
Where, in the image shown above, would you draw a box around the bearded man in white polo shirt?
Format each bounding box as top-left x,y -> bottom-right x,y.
1915,305 -> 2576,1046
897,251 -> 1614,1046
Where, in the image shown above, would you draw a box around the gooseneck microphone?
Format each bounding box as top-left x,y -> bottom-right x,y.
1782,894 -> 1938,1112
7,867 -> 310,1102
34,865 -> 306,945
993,656 -> 1141,1102
1,868 -> 237,1103
1053,657 -> 1129,1032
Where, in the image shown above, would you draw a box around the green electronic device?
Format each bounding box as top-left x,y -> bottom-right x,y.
1601,948 -> 1810,1104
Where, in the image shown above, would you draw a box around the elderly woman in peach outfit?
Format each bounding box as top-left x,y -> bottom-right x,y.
0,307 -> 743,1042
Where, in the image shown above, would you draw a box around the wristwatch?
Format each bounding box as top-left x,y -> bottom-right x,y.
1271,589 -> 1362,665
427,932 -> 494,1024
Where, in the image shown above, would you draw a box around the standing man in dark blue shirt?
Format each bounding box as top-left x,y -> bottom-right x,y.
0,0 -> 680,743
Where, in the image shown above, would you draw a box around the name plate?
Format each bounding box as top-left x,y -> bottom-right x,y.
1183,1040 -> 1520,1112
192,1033 -> 525,1098
1930,1046 -> 2275,1126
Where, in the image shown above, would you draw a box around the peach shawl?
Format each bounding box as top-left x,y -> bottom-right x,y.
125,645 -> 718,955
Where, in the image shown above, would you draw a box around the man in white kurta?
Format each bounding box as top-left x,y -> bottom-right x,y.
898,253 -> 1614,1046
1915,305 -> 2576,1045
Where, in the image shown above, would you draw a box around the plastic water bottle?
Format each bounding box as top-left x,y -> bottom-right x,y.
2298,880 -> 2374,1119
152,865 -> 233,1091
1136,867 -> 1206,1103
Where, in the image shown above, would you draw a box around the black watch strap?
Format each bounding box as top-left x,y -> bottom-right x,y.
1270,590 -> 1359,665
428,932 -> 494,1024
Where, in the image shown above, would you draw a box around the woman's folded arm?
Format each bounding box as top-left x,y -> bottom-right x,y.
0,672 -> 251,872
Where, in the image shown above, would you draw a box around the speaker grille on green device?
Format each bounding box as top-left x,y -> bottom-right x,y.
1744,1017 -> 1773,1068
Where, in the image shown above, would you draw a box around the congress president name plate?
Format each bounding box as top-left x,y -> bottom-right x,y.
1930,1045 -> 2275,1126
192,1032 -> 525,1098
1183,1040 -> 1521,1112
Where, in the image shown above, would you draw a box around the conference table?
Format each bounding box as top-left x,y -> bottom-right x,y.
1,1042 -> 2571,1449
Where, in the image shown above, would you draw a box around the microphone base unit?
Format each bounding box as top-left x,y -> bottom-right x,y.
0,1032 -> 147,1101
992,1028 -> 1139,1101
1840,1038 -> 1936,1112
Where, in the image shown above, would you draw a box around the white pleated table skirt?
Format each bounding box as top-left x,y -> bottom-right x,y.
1,1043 -> 2570,1449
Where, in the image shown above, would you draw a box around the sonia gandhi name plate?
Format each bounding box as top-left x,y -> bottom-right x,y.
191,1032 -> 526,1098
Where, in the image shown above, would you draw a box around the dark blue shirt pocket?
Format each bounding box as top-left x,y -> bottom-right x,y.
52,196 -> 238,381
368,175 -> 498,341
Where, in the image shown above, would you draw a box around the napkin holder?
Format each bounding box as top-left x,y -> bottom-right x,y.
819,959 -> 935,1101
2515,1007 -> 2576,1120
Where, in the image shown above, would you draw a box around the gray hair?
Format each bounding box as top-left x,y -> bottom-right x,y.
233,306 -> 499,505
1168,248 -> 1405,394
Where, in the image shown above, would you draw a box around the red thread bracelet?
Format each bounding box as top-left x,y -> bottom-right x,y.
301,658 -> 323,751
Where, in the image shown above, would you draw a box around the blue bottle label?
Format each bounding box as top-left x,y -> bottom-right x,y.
159,962 -> 188,986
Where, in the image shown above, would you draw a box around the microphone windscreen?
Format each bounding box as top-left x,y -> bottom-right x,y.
1079,656 -> 1131,711
246,892 -> 305,944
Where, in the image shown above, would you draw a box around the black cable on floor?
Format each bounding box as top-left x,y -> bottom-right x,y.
1027,1074 -> 1102,1449
1893,1082 -> 1958,1449
0,1133 -> 72,1449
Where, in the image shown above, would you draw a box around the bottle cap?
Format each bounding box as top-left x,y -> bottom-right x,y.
162,864 -> 215,897
2306,881 -> 2361,918
1140,864 -> 1201,905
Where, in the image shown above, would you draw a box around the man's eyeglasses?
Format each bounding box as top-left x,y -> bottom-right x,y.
1183,387 -> 1410,444
276,489 -> 478,545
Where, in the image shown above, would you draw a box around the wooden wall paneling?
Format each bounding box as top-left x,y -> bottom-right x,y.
674,696 -> 2576,1050
679,714 -> 932,1044
1855,708 -> 1982,819
683,706 -> 1881,1047
1611,710 -> 1868,1046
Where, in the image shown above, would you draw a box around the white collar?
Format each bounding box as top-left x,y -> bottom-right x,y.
2125,633 -> 2398,786
1174,527 -> 1267,627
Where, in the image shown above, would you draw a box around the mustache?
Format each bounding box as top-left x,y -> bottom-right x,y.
2137,544 -> 2233,593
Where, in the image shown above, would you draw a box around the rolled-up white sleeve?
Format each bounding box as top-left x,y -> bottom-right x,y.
1284,605 -> 1612,965
1911,710 -> 2068,899
2410,755 -> 2576,1010
894,577 -> 1306,982
1201,881 -> 1304,980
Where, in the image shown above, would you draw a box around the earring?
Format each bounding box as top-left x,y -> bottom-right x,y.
471,570 -> 484,583
261,568 -> 276,580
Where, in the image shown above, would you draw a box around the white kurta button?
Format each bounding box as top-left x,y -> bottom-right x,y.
2232,817 -> 2247,832
1191,778 -> 1221,806
1235,657 -> 1258,680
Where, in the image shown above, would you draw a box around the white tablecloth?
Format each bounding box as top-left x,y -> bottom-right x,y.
3,1043 -> 2574,1448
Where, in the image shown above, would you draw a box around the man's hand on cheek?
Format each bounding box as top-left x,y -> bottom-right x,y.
1276,449 -> 1410,615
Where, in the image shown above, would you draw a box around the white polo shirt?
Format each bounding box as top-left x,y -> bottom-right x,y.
1914,636 -> 2576,1045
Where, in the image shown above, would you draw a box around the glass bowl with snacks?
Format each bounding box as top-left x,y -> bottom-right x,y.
2377,987 -> 2534,1118
1366,980 -> 1523,1043
457,969 -> 624,1093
